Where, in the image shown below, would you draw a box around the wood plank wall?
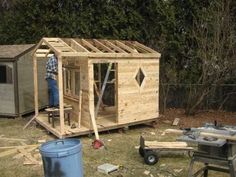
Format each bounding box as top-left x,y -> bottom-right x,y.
63,57 -> 159,129
63,57 -> 91,128
117,59 -> 159,124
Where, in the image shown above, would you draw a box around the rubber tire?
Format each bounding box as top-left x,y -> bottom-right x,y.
139,147 -> 145,157
144,151 -> 159,165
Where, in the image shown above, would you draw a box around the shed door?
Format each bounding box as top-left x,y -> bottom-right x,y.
93,63 -> 117,122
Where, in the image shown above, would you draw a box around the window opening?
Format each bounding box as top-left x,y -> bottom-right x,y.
63,66 -> 80,98
135,68 -> 145,86
93,63 -> 116,107
0,65 -> 12,84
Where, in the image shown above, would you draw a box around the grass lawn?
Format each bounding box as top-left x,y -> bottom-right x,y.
0,112 -> 232,177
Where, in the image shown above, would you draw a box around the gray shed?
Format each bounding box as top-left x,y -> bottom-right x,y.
0,44 -> 48,117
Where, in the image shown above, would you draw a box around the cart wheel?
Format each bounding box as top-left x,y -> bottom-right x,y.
144,151 -> 159,165
139,147 -> 145,157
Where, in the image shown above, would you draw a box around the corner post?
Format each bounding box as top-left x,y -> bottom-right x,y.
58,55 -> 65,135
33,55 -> 39,116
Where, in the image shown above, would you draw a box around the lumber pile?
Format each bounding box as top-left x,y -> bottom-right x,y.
0,136 -> 43,166
144,141 -> 193,150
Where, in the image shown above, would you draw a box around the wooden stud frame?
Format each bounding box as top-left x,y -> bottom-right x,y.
58,56 -> 65,134
33,37 -> 161,138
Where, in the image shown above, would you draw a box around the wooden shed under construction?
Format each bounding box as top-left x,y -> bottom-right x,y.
33,38 -> 161,138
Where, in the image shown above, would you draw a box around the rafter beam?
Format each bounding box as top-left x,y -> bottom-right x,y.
32,39 -> 45,55
81,39 -> 102,53
41,38 -> 61,56
103,40 -> 126,53
57,38 -> 76,52
71,39 -> 89,52
134,41 -> 158,53
36,49 -> 50,53
54,47 -> 74,52
125,41 -> 149,53
35,53 -> 54,58
115,40 -> 138,53
93,39 -> 115,53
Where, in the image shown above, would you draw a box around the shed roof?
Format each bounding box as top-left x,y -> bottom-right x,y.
0,44 -> 35,60
34,38 -> 161,59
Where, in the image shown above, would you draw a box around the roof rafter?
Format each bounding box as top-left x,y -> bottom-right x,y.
32,39 -> 45,55
103,40 -> 126,53
33,37 -> 161,59
56,38 -> 76,53
70,39 -> 89,52
93,39 -> 115,53
115,40 -> 138,53
124,41 -> 149,53
81,39 -> 102,53
134,41 -> 157,53
42,38 -> 61,56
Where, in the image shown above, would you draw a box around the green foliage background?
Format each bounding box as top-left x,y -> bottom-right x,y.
0,0 -> 235,112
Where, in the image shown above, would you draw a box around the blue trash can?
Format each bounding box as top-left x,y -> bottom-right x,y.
39,139 -> 83,177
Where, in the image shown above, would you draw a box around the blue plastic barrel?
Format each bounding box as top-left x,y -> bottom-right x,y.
39,139 -> 83,177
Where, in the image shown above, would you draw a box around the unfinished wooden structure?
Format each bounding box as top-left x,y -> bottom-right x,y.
33,38 -> 161,138
0,44 -> 48,117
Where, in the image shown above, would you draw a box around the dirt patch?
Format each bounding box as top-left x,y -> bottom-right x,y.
160,108 -> 236,128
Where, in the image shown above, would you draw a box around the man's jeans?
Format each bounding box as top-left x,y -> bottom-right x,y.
47,78 -> 59,107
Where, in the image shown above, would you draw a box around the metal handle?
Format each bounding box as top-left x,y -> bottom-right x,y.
56,140 -> 64,145
57,151 -> 69,157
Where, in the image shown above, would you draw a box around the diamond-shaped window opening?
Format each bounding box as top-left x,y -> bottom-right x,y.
135,68 -> 145,87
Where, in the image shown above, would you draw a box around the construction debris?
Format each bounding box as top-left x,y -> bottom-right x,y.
37,139 -> 46,143
0,137 -> 43,166
0,137 -> 27,141
172,118 -> 180,126
97,163 -> 119,174
162,120 -> 171,124
150,132 -> 156,135
160,164 -> 166,168
161,132 -> 166,136
173,168 -> 183,173
0,148 -> 18,158
0,144 -> 42,164
0,144 -> 39,149
143,170 -> 150,175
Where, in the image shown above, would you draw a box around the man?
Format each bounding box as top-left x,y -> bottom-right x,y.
45,54 -> 59,108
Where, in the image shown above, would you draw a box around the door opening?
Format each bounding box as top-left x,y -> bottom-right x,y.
93,63 -> 117,122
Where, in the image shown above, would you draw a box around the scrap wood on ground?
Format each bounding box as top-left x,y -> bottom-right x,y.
0,136 -> 44,166
0,108 -> 234,177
